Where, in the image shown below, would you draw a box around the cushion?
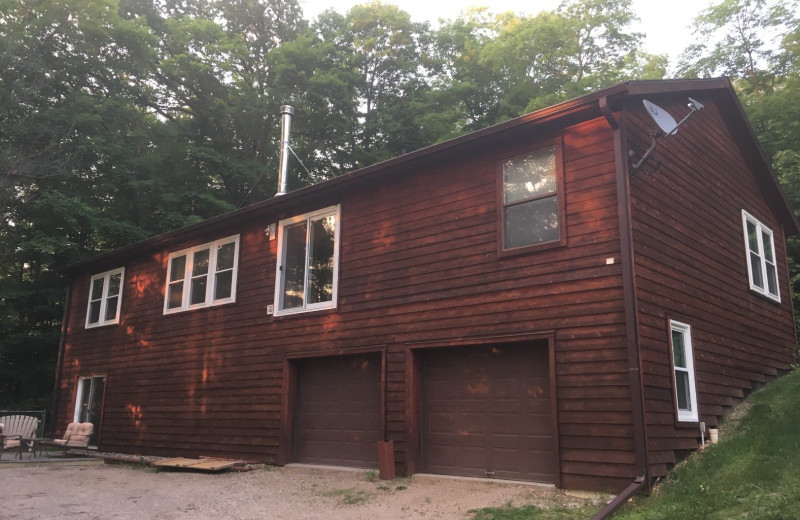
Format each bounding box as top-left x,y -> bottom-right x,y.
62,422 -> 80,438
62,422 -> 93,446
77,422 -> 94,436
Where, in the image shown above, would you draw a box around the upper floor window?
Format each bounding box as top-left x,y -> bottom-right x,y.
669,320 -> 699,422
500,141 -> 564,251
164,235 -> 240,314
274,206 -> 340,316
742,210 -> 780,302
86,268 -> 124,328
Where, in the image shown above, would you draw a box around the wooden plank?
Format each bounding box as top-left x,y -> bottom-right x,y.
151,457 -> 241,471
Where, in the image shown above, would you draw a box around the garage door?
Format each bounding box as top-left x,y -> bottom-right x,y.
294,353 -> 381,468
422,343 -> 556,482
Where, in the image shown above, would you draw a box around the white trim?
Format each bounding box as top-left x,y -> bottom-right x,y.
669,320 -> 699,423
742,210 -> 780,302
73,379 -> 86,423
273,205 -> 341,316
85,268 -> 125,328
163,235 -> 240,314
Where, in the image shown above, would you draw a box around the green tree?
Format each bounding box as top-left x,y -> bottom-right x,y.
431,0 -> 662,128
428,8 -> 500,132
313,2 -> 432,167
557,0 -> 646,91
677,0 -> 795,93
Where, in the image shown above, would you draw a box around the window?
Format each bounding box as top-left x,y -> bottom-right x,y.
501,142 -> 564,251
742,210 -> 780,301
86,268 -> 124,328
274,206 -> 340,315
669,320 -> 699,422
164,235 -> 239,314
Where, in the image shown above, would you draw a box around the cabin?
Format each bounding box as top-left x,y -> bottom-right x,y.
52,78 -> 798,492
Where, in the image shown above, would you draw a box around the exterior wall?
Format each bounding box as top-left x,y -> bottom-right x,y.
56,116 -> 633,491
626,95 -> 797,478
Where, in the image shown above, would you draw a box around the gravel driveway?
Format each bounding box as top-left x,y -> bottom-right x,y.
2,461 -> 603,519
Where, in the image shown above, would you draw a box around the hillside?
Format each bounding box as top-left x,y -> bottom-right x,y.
470,368 -> 800,520
615,368 -> 800,519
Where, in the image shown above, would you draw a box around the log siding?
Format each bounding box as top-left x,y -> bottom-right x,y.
56,116 -> 630,491
54,80 -> 797,493
626,95 -> 797,477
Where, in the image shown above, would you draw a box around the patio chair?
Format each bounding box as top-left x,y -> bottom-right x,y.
41,422 -> 94,456
0,415 -> 40,458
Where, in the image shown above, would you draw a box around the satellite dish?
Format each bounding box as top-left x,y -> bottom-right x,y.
643,99 -> 678,136
631,96 -> 706,173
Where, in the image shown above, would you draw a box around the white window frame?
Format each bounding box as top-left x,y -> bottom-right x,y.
742,210 -> 780,302
85,268 -> 125,328
669,320 -> 699,423
274,205 -> 341,316
163,235 -> 240,314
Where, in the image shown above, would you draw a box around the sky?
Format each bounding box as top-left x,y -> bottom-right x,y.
299,0 -> 717,64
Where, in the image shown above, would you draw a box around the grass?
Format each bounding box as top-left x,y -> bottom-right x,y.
469,504 -> 599,520
615,369 -> 800,520
322,474 -> 410,506
322,487 -> 373,505
469,369 -> 800,520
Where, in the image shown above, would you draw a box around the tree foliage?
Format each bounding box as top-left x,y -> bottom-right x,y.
677,0 -> 795,93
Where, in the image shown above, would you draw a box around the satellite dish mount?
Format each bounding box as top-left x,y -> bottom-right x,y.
629,97 -> 705,174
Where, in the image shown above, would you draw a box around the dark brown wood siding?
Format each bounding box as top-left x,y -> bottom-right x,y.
56,116 -> 632,491
626,95 -> 797,477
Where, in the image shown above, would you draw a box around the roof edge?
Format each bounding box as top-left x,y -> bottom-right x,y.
60,78 -> 774,273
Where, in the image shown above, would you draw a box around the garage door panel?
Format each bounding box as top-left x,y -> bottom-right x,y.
490,414 -> 528,435
294,353 -> 381,468
521,451 -> 559,481
427,431 -> 486,447
491,377 -> 522,398
525,435 -> 557,450
427,445 -> 487,477
449,413 -> 486,432
517,413 -> 553,436
426,412 -> 452,432
524,400 -> 553,414
489,435 -> 524,450
422,343 -> 556,483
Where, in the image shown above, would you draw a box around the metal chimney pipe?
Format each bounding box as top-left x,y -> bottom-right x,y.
276,105 -> 294,196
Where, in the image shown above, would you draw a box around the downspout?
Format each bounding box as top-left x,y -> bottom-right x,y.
591,96 -> 649,520
49,282 -> 72,437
